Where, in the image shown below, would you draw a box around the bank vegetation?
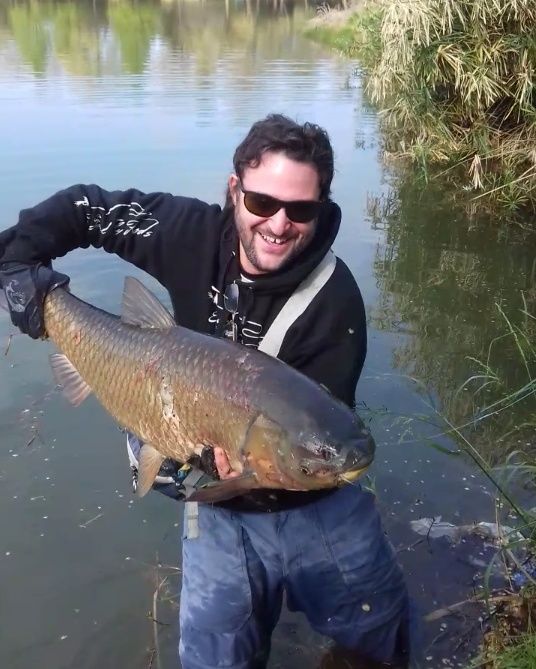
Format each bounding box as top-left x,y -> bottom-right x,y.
306,0 -> 536,220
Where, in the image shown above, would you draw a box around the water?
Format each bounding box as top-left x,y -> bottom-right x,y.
0,1 -> 534,667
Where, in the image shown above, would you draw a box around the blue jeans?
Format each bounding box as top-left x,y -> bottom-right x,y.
179,485 -> 413,669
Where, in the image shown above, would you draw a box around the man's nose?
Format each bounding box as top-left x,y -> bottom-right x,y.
268,208 -> 292,236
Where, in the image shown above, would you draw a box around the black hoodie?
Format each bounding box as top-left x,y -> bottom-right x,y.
0,185 -> 367,512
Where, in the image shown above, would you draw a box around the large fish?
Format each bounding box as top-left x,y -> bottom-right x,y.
2,277 -> 375,501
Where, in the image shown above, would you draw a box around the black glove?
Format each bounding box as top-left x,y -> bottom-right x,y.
0,262 -> 70,339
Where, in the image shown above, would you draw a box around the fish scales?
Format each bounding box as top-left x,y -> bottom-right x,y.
43,290 -> 256,466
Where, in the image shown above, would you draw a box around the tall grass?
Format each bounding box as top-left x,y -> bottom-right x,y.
465,303 -> 535,545
436,317 -> 536,669
308,0 -> 536,217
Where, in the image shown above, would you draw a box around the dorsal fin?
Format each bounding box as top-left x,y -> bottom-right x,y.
121,277 -> 176,329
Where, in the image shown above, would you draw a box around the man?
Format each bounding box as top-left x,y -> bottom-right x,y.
0,115 -> 412,668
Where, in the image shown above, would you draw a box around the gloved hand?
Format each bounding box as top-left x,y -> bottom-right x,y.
0,262 -> 70,339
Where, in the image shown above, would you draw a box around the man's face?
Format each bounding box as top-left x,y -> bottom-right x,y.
229,151 -> 321,275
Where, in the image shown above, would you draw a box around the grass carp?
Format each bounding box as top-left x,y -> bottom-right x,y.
4,277 -> 375,501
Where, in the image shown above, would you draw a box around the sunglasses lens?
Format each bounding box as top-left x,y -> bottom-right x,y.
285,201 -> 321,223
243,192 -> 279,218
242,187 -> 321,223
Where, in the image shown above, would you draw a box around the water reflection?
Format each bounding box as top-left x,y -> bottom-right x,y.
0,2 -> 380,668
369,175 -> 536,465
0,0 -> 342,76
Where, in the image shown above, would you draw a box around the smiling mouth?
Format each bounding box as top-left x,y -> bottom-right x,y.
258,231 -> 291,246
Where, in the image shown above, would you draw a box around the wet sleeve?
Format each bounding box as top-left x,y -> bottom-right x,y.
0,184 -> 214,286
279,266 -> 367,408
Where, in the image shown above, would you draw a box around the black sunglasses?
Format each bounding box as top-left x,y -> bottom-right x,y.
237,182 -> 322,224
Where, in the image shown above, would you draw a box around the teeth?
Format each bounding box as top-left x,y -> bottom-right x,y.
260,233 -> 285,245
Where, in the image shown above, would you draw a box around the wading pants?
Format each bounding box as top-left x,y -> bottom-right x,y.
179,485 -> 413,669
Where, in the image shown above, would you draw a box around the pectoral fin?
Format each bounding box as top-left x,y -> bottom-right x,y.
137,443 -> 166,497
49,353 -> 92,406
187,474 -> 259,503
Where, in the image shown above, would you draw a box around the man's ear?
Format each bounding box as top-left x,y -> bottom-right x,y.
228,174 -> 239,206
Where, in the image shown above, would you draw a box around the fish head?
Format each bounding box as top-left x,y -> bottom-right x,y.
283,409 -> 375,489
242,407 -> 375,490
290,429 -> 375,488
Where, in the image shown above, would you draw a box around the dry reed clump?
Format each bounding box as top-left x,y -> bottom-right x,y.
366,0 -> 536,215
471,591 -> 536,669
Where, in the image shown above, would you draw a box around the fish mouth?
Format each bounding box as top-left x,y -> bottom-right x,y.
295,434 -> 375,485
299,460 -> 371,482
337,433 -> 375,470
334,436 -> 375,485
337,465 -> 370,484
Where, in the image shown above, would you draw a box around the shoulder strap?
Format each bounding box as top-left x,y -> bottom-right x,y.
257,250 -> 337,358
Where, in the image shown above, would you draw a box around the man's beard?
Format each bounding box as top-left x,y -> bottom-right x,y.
234,209 -> 313,274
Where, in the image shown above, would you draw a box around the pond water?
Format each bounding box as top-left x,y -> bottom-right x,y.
0,1 -> 535,668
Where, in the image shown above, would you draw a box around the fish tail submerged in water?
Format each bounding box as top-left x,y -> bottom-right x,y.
1,277 -> 375,500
